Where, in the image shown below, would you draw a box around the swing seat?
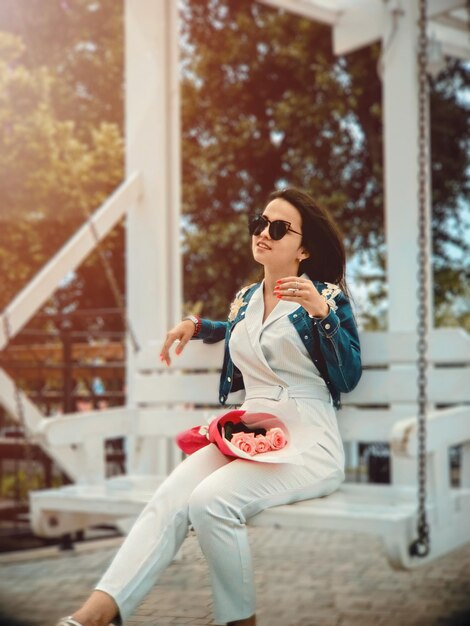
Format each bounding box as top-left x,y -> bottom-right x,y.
30,328 -> 470,570
250,482 -> 468,570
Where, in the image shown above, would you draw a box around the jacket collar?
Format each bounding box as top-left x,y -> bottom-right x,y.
252,277 -> 303,330
233,273 -> 323,325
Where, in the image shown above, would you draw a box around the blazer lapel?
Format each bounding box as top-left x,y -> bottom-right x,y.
243,282 -> 275,372
261,296 -> 300,331
243,280 -> 302,375
261,272 -> 309,331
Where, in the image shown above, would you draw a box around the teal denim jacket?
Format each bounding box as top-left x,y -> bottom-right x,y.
194,279 -> 362,410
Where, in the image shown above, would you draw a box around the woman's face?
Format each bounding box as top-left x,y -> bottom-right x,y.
251,198 -> 309,272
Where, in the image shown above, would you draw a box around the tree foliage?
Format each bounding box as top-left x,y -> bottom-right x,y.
0,23 -> 124,321
0,0 -> 468,331
181,1 -> 469,324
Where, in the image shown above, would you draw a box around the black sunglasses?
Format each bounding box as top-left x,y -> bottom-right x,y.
248,214 -> 302,240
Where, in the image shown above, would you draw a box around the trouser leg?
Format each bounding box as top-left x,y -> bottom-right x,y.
188,456 -> 343,625
94,444 -> 233,623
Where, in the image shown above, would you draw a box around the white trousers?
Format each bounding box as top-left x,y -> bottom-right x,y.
94,443 -> 344,625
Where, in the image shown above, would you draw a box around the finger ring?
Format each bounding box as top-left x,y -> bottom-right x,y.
295,281 -> 299,289
288,288 -> 296,294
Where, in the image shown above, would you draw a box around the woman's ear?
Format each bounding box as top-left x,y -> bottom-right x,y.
297,247 -> 310,262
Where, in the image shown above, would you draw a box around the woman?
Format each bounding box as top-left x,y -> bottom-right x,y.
57,187 -> 362,626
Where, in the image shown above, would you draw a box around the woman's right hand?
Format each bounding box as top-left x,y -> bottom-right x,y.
159,320 -> 196,366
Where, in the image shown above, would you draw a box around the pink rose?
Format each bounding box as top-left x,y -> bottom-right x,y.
231,432 -> 257,456
266,427 -> 287,450
254,435 -> 272,453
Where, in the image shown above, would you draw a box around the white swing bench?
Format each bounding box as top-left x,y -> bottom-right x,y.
30,327 -> 470,570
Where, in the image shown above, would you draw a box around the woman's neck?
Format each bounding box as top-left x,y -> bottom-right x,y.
263,265 -> 300,293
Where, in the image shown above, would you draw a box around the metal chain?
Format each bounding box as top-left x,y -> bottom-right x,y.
409,0 -> 430,558
2,313 -> 35,503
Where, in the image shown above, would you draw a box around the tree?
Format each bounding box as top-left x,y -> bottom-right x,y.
0,0 -> 468,330
0,0 -> 124,137
0,30 -> 124,321
181,0 -> 469,325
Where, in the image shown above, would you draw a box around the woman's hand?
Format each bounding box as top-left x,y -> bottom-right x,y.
273,276 -> 329,318
159,320 -> 196,366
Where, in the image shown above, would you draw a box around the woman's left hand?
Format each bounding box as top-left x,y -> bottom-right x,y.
274,276 -> 329,318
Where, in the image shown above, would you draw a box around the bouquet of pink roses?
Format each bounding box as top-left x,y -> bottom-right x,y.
228,427 -> 287,456
176,409 -> 301,463
176,401 -> 326,464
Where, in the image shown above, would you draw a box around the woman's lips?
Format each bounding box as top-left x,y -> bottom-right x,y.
256,241 -> 271,250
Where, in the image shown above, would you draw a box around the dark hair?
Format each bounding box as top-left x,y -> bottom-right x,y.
267,187 -> 354,304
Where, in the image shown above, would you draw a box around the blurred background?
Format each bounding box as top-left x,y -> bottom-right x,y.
0,0 -> 468,551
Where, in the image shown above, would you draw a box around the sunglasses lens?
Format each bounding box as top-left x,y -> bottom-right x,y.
269,221 -> 289,240
249,215 -> 291,240
248,215 -> 267,236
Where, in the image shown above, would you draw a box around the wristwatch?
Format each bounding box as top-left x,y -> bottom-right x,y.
184,315 -> 201,337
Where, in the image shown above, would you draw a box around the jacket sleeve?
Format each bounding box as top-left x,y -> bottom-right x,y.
192,283 -> 254,344
311,292 -> 362,393
192,318 -> 228,344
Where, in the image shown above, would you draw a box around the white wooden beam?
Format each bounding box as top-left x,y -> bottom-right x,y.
137,329 -> 470,371
333,0 -> 385,55
257,0 -> 341,25
0,367 -> 85,482
391,405 -> 470,456
428,0 -> 468,19
430,21 -> 470,60
333,0 -> 469,57
37,407 -> 136,446
433,11 -> 470,32
0,367 -> 45,433
0,172 -> 142,351
125,0 -> 182,474
382,0 -> 434,334
133,367 -> 469,405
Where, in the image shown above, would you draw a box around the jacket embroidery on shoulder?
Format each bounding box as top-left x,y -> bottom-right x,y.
227,282 -> 257,321
320,282 -> 342,313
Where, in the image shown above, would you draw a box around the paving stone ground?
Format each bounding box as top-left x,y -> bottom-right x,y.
0,527 -> 469,626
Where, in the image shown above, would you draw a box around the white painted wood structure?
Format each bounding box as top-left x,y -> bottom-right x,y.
0,0 -> 469,569
29,329 -> 470,569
